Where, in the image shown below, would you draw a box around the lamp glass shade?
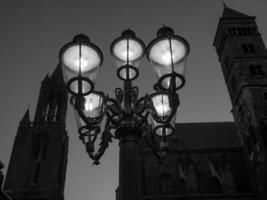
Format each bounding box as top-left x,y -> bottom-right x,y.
147,37 -> 189,89
113,39 -> 144,65
61,41 -> 102,94
83,92 -> 104,119
151,93 -> 172,118
111,34 -> 145,80
62,45 -> 101,74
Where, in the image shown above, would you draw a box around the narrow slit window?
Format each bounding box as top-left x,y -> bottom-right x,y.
249,43 -> 255,53
242,44 -> 249,53
33,162 -> 41,183
42,142 -> 48,159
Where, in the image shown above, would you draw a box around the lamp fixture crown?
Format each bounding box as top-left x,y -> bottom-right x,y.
157,26 -> 174,36
73,33 -> 90,43
121,29 -> 136,38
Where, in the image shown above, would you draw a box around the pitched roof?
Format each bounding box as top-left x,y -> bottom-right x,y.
173,122 -> 240,149
222,7 -> 252,19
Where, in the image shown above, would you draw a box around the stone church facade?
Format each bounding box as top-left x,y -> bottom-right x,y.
139,6 -> 267,200
2,5 -> 267,200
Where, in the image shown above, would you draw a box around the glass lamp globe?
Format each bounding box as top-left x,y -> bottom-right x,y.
110,29 -> 145,80
149,93 -> 176,137
147,26 -> 189,91
71,91 -> 105,129
151,93 -> 172,118
59,34 -> 103,95
83,92 -> 105,120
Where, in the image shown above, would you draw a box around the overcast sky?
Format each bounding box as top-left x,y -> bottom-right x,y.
1,1 -> 267,200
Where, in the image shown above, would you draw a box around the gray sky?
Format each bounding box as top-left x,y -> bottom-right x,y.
1,1 -> 267,200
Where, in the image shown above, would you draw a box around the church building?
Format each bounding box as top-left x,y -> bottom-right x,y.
3,65 -> 68,200
3,5 -> 267,200
139,6 -> 267,200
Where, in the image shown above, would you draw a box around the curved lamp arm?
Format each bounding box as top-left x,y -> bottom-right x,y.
87,118 -> 113,165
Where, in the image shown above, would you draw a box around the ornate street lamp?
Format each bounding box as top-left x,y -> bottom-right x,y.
59,26 -> 189,200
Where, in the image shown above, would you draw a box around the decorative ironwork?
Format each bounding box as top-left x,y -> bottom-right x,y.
60,26 -> 189,164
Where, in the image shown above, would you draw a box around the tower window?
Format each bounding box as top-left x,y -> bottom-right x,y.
34,140 -> 48,160
249,44 -> 255,53
44,104 -> 50,122
233,28 -> 238,35
237,28 -> 242,35
226,28 -> 233,35
53,105 -> 58,122
242,44 -> 248,53
242,43 -> 255,53
249,64 -> 264,75
246,28 -> 251,35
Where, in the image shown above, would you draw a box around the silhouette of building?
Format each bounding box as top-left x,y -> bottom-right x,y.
0,161 -> 11,200
214,6 -> 267,200
3,65 -> 68,200
3,5 -> 267,200
139,6 -> 267,200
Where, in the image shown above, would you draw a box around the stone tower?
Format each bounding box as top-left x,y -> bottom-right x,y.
214,6 -> 267,199
3,64 -> 69,200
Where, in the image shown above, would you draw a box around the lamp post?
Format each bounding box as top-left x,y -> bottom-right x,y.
59,26 -> 189,200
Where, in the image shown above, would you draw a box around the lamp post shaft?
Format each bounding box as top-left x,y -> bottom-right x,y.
124,80 -> 132,112
118,127 -> 142,200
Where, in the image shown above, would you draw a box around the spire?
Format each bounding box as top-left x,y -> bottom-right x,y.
41,74 -> 50,84
20,108 -> 30,124
222,7 -> 252,19
222,1 -> 226,8
50,63 -> 65,85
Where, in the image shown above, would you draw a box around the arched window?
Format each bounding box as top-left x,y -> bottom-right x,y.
160,174 -> 173,195
33,134 -> 49,160
210,177 -> 223,193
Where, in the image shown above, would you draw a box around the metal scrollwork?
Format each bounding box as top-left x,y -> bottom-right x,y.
70,79 -> 179,163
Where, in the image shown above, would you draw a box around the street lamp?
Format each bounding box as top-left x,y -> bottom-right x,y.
59,26 -> 189,200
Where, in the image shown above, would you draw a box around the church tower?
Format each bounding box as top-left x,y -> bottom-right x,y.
4,64 -> 69,200
214,6 -> 267,199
